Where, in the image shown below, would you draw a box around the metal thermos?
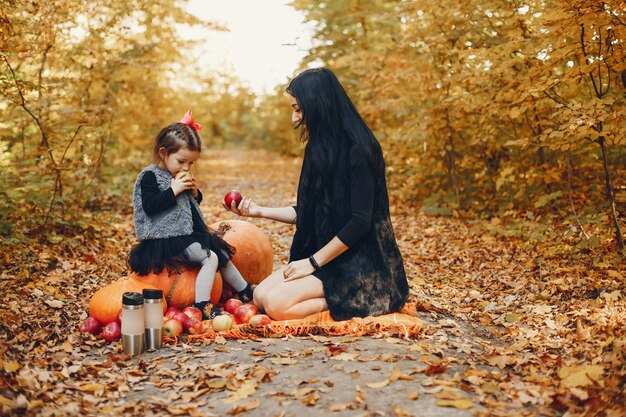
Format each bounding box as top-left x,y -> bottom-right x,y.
121,292 -> 145,355
142,289 -> 164,351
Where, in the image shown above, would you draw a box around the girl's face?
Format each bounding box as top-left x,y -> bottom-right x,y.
288,94 -> 303,126
159,147 -> 199,176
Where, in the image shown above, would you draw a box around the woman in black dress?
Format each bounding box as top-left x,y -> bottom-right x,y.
225,67 -> 409,321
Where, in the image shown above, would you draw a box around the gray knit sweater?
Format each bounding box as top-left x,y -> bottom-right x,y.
132,164 -> 203,241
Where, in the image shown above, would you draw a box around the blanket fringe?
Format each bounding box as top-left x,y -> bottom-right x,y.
187,303 -> 425,342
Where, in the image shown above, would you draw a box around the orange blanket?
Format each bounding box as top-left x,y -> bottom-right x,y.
185,303 -> 425,342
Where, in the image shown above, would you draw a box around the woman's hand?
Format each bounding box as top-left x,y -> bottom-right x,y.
223,195 -> 262,218
283,258 -> 316,281
171,177 -> 193,196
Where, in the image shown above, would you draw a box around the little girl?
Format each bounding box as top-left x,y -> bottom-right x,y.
128,110 -> 253,320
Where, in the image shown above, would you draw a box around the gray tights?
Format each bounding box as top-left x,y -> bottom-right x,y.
184,242 -> 248,303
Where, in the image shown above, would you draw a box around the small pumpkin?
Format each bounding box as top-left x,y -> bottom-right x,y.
132,268 -> 222,309
89,276 -> 166,325
209,220 -> 274,285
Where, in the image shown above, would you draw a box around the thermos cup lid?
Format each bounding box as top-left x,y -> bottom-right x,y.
142,289 -> 163,300
122,292 -> 144,306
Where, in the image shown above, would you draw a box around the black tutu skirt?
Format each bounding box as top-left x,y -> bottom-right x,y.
128,231 -> 235,276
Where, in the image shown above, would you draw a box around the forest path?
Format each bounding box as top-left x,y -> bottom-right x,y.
6,149 -> 618,416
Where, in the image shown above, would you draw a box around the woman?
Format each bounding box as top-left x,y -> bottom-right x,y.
225,67 -> 408,321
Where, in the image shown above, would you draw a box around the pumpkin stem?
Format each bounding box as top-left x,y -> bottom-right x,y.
218,222 -> 231,232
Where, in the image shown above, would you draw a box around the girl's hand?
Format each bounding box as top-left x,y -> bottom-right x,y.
283,258 -> 316,281
171,177 -> 193,196
190,177 -> 199,199
223,195 -> 262,218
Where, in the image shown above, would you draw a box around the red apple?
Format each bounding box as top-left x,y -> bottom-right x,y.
117,309 -> 122,325
165,307 -> 180,320
163,318 -> 183,338
80,316 -> 102,335
212,314 -> 233,331
224,298 -> 243,314
248,314 -> 271,327
183,306 -> 202,322
170,311 -> 187,323
102,321 -> 121,342
183,316 -> 203,334
224,190 -> 243,208
233,303 -> 258,324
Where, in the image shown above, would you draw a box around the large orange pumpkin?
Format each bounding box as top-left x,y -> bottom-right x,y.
209,220 -> 274,285
89,276 -> 166,325
131,268 -> 222,309
131,220 -> 272,308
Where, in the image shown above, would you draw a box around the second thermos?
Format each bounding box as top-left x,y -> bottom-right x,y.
143,289 -> 164,350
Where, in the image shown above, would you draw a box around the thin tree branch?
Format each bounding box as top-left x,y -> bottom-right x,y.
2,55 -> 55,165
60,125 -> 83,166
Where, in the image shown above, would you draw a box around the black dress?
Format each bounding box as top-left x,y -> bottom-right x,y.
128,171 -> 234,276
290,141 -> 409,321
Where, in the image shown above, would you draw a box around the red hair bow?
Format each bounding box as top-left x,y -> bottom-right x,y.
180,110 -> 202,131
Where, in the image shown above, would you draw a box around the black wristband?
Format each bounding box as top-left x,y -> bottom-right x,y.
308,255 -> 320,270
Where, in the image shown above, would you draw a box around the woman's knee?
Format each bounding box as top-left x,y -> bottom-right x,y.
253,287 -> 266,309
262,292 -> 292,320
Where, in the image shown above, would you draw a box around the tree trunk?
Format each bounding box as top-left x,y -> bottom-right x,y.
444,110 -> 460,205
598,136 -> 624,249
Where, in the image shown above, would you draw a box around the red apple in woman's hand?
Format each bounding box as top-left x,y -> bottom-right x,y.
224,190 -> 243,207
233,304 -> 258,324
224,298 -> 243,314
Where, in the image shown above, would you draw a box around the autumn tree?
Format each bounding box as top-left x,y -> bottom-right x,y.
262,0 -> 625,250
0,1 -> 218,233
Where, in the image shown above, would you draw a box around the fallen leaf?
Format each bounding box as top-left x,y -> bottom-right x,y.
329,403 -> 357,412
45,299 -> 64,308
365,379 -> 390,389
270,357 -> 297,366
559,365 -> 604,388
310,335 -> 332,343
505,313 -> 519,323
570,387 -> 589,401
229,399 -> 261,415
436,398 -> 473,409
226,380 -> 257,403
392,404 -> 413,416
79,383 -> 105,392
330,352 -> 359,361
3,361 -> 21,373
425,364 -> 448,376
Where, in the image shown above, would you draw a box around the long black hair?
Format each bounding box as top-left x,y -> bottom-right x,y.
286,67 -> 384,175
286,68 -> 385,252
